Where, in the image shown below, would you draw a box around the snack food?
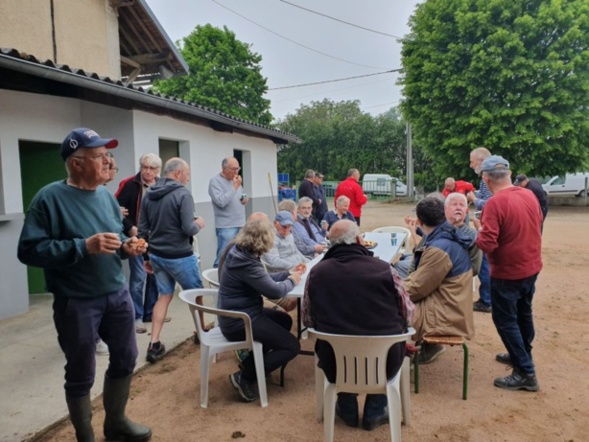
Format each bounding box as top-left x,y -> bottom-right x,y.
363,240 -> 378,249
133,237 -> 147,250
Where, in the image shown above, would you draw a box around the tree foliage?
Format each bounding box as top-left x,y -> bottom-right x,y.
276,99 -> 434,187
400,0 -> 589,178
153,24 -> 272,125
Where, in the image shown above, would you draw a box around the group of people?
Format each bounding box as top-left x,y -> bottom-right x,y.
16,126 -> 544,440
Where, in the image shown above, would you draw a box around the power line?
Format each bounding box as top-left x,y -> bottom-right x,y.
269,69 -> 400,90
211,0 -> 394,70
279,0 -> 404,40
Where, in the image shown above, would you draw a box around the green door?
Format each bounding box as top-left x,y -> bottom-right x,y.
19,141 -> 66,293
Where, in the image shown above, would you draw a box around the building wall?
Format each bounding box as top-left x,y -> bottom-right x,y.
0,0 -> 120,79
0,90 -> 280,318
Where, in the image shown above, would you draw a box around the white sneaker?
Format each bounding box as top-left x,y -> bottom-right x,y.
135,320 -> 147,334
96,339 -> 109,355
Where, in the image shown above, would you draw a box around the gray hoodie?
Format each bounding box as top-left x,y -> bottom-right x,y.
139,177 -> 200,259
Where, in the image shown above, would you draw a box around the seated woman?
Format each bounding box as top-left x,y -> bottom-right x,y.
218,214 -> 304,403
322,195 -> 356,230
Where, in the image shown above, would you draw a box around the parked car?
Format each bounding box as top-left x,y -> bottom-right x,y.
542,172 -> 589,197
361,174 -> 410,196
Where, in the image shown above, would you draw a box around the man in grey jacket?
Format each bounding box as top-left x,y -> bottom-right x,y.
139,158 -> 206,363
262,211 -> 309,272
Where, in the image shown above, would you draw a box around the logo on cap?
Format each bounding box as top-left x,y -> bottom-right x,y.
69,139 -> 79,149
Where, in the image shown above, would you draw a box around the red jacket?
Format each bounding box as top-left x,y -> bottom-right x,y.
335,177 -> 367,218
442,180 -> 474,197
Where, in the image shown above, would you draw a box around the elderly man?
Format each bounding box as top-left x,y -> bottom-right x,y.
313,172 -> 328,222
292,197 -> 328,259
298,169 -> 319,208
513,174 -> 548,224
404,196 -> 475,364
442,177 -> 474,198
208,157 -> 249,268
262,211 -> 309,272
116,153 -> 162,333
322,195 -> 356,230
18,127 -> 151,442
303,220 -> 414,431
139,158 -> 206,363
335,168 -> 367,225
476,156 -> 542,391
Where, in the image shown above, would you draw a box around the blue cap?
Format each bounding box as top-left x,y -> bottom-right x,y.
275,211 -> 294,226
60,127 -> 118,161
481,155 -> 510,172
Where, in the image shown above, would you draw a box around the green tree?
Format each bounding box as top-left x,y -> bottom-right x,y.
153,24 -> 272,125
400,0 -> 589,178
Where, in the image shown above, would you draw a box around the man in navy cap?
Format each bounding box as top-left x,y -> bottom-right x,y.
18,128 -> 152,441
262,210 -> 309,272
476,155 -> 543,392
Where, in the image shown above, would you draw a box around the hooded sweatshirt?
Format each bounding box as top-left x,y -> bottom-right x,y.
138,177 -> 200,259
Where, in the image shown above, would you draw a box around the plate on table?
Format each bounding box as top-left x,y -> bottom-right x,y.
363,240 -> 378,249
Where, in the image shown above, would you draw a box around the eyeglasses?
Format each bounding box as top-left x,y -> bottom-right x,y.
141,165 -> 159,171
224,166 -> 241,172
71,153 -> 112,162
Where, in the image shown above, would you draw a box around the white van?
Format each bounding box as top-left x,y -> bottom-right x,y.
542,172 -> 589,197
362,174 -> 409,196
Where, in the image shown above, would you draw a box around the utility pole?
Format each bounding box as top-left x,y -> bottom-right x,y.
406,122 -> 414,198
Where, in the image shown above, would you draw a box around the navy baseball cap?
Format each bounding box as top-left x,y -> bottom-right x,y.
60,127 -> 118,161
275,211 -> 294,226
481,155 -> 510,172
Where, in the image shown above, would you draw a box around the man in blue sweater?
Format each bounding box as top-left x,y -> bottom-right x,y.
18,127 -> 152,442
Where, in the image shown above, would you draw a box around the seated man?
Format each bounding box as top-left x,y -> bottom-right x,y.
262,211 -> 309,272
404,196 -> 475,364
322,195 -> 356,230
292,197 -> 328,259
303,220 -> 414,431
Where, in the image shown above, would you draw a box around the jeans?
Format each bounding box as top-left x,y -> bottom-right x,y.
223,308 -> 300,382
478,254 -> 491,305
149,253 -> 203,295
53,286 -> 137,397
491,274 -> 538,375
214,227 -> 240,268
337,393 -> 387,419
129,255 -> 158,320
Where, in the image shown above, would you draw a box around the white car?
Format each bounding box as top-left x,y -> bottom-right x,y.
362,174 -> 411,196
542,172 -> 589,197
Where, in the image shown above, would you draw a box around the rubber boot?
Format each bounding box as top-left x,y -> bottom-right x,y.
65,394 -> 95,442
103,374 -> 152,441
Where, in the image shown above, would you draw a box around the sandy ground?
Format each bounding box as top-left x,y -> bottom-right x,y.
36,201 -> 589,442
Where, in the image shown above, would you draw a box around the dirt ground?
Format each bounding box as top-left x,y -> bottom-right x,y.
38,201 -> 589,442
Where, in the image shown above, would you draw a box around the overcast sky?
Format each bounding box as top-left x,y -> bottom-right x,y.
145,0 -> 422,121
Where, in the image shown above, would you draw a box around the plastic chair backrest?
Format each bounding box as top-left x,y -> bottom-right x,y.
201,268 -> 220,289
372,226 -> 412,251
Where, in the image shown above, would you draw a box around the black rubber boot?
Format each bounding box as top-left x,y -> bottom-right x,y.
65,394 -> 95,442
103,374 -> 152,441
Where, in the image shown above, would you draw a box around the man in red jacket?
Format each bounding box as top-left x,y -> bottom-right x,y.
334,168 -> 368,226
476,155 -> 542,392
442,177 -> 475,198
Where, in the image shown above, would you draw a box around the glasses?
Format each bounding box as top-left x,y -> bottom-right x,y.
71,153 -> 112,162
224,166 -> 241,172
141,165 -> 159,171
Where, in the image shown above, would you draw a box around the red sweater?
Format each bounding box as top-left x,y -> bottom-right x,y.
334,177 -> 367,218
476,186 -> 543,279
442,180 -> 474,197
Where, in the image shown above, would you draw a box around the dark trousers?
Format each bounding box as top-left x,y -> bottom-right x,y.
53,286 -> 138,397
224,308 -> 300,382
491,274 -> 538,375
478,254 -> 492,305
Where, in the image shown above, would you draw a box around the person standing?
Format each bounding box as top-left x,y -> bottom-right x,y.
209,157 -> 249,268
298,169 -> 319,208
513,174 -> 548,226
312,172 -> 328,223
17,127 -> 151,442
115,153 -> 162,333
476,156 -> 542,391
303,220 -> 414,431
139,158 -> 205,363
334,168 -> 367,225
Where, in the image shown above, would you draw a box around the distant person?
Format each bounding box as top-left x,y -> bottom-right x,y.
513,174 -> 548,224
476,156 -> 542,392
298,169 -> 320,210
208,157 -> 249,268
313,172 -> 328,222
292,197 -> 328,259
303,220 -> 414,431
116,153 -> 161,334
442,177 -> 474,198
17,127 -> 151,442
404,196 -> 475,364
262,211 -> 309,272
322,195 -> 356,230
139,158 -> 205,363
335,168 -> 367,225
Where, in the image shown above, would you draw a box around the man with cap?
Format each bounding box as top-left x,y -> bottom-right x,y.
514,174 -> 548,225
476,155 -> 543,392
262,210 -> 309,272
17,128 -> 152,441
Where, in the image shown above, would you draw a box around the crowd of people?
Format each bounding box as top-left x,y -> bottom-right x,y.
17,128 -> 544,440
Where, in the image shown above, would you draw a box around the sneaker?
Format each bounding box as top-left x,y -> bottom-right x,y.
494,368 -> 539,391
229,371 -> 258,402
473,300 -> 492,313
495,352 -> 512,365
235,348 -> 251,364
95,339 -> 109,355
417,343 -> 446,364
135,320 -> 147,334
362,407 -> 389,431
146,341 -> 166,363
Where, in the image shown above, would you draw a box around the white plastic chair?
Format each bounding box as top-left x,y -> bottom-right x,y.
201,268 -> 220,289
372,226 -> 413,253
308,327 -> 415,442
178,289 -> 269,408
